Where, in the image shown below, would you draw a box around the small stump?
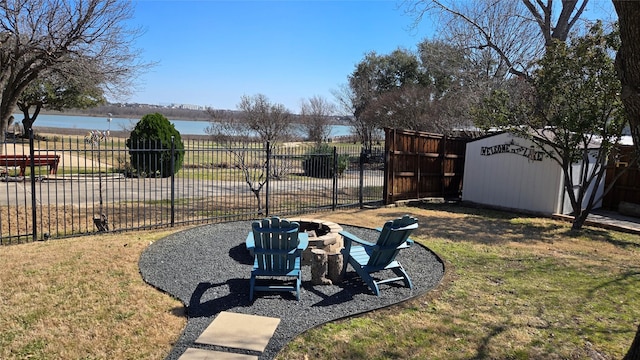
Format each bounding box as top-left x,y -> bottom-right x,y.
327,252 -> 344,284
311,249 -> 331,285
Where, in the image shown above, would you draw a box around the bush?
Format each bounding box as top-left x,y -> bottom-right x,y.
302,144 -> 349,178
125,113 -> 184,178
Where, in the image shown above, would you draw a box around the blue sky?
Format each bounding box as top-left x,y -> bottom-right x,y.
127,0 -> 434,111
127,0 -> 616,113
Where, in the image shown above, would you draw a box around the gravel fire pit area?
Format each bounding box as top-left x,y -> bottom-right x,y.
139,220 -> 445,360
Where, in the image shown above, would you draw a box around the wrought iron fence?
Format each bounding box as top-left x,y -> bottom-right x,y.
0,132 -> 384,244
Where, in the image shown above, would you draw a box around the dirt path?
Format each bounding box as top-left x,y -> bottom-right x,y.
1,142 -> 108,172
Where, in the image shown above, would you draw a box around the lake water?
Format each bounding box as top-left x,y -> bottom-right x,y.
15,113 -> 352,138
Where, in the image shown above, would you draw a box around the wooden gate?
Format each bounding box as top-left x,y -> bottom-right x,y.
603,145 -> 640,210
384,128 -> 468,204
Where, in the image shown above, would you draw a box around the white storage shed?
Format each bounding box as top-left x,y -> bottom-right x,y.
462,132 -> 604,215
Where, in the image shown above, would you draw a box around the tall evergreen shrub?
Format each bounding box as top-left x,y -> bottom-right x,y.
126,113 -> 184,177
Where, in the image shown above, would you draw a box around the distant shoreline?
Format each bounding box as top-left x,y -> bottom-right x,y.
31,126 -> 211,141
40,111 -> 213,122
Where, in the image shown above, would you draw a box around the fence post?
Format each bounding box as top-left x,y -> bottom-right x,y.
441,135 -> 446,197
359,147 -> 365,209
383,128 -> 392,205
28,127 -> 37,241
332,146 -> 338,211
170,136 -> 175,227
265,141 -> 270,217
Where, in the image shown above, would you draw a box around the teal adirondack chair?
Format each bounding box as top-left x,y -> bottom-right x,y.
246,217 -> 308,301
340,215 -> 418,296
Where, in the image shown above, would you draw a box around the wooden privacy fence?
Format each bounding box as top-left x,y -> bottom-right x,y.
384,128 -> 468,204
603,145 -> 640,210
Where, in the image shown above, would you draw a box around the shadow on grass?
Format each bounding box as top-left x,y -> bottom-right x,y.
588,270 -> 640,297
562,227 -> 640,250
368,202 -> 639,251
473,325 -> 507,360
376,203 -> 563,246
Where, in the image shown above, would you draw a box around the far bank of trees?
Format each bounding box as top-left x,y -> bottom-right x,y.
57,103 -> 213,122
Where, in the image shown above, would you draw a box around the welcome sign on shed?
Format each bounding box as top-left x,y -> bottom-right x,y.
462,132 -> 604,215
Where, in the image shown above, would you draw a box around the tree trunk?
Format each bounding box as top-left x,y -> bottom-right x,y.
614,5 -> 640,355
251,188 -> 263,215
21,118 -> 34,137
18,102 -> 42,138
571,210 -> 588,231
624,324 -> 640,360
614,1 -> 640,158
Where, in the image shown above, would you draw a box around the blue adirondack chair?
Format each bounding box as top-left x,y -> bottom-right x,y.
340,215 -> 418,296
246,217 -> 308,301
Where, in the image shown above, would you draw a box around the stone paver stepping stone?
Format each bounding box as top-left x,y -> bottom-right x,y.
178,347 -> 258,360
195,311 -> 280,353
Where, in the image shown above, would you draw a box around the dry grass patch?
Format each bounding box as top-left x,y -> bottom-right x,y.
1,204 -> 638,359
0,230 -> 186,359
279,204 -> 640,360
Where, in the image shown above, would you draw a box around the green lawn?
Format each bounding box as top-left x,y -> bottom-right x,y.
278,205 -> 640,359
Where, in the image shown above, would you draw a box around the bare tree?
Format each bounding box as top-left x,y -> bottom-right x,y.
415,39 -> 491,133
0,0 -> 147,145
206,109 -> 244,141
403,0 -> 590,80
331,83 -> 374,148
237,94 -> 294,144
299,95 -> 335,143
206,94 -> 295,215
207,94 -> 294,143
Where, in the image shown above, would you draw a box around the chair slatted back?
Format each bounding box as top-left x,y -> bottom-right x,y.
252,217 -> 300,272
367,215 -> 418,267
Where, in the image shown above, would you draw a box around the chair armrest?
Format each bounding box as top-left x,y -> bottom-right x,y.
339,231 -> 376,248
297,233 -> 309,251
246,232 -> 255,251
